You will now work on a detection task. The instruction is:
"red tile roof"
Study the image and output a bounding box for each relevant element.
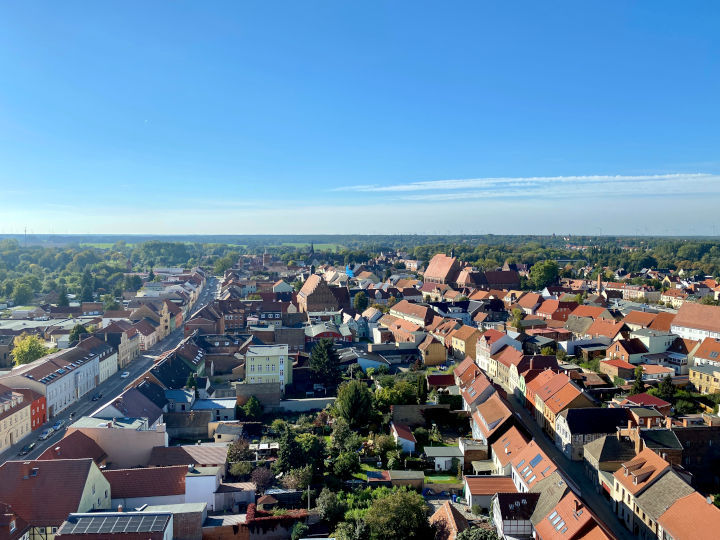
[391,422,416,442]
[534,492,599,540]
[613,448,669,496]
[658,491,720,540]
[464,475,516,496]
[424,254,459,283]
[511,441,557,489]
[694,337,720,361]
[623,310,657,327]
[103,465,187,498]
[37,431,107,464]
[586,318,625,339]
[621,392,670,409]
[648,311,675,332]
[472,394,512,439]
[490,426,529,468]
[672,302,720,334]
[0,458,96,526]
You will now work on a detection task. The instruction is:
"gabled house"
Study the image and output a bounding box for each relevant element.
[460,370,495,412]
[490,426,529,476]
[0,459,111,537]
[450,325,481,360]
[476,329,521,373]
[491,492,540,540]
[612,448,671,534]
[510,441,557,492]
[390,422,416,454]
[536,300,579,322]
[470,393,513,445]
[463,476,516,511]
[554,407,628,460]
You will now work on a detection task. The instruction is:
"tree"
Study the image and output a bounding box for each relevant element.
[277,428,304,472]
[69,324,89,343]
[227,439,253,462]
[243,396,263,419]
[230,461,253,478]
[457,527,499,540]
[540,346,555,356]
[335,380,373,430]
[333,451,360,480]
[251,467,275,493]
[630,366,645,395]
[529,260,559,290]
[11,333,53,365]
[317,488,347,526]
[658,374,675,402]
[57,286,69,307]
[291,522,309,540]
[364,489,434,540]
[309,339,342,387]
[297,432,326,473]
[282,465,313,490]
[330,418,364,455]
[353,291,369,312]
[101,293,120,311]
[11,282,33,306]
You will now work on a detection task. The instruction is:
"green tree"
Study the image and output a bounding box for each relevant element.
[229,461,253,478]
[69,324,89,343]
[282,464,313,490]
[227,438,253,462]
[309,339,342,387]
[276,428,304,473]
[101,293,120,311]
[12,282,33,305]
[333,451,360,480]
[335,380,373,429]
[317,488,347,527]
[11,333,54,365]
[457,527,499,540]
[364,489,433,540]
[529,260,559,290]
[353,291,369,312]
[243,396,263,419]
[630,366,645,395]
[57,286,69,307]
[657,374,675,402]
[297,432,326,473]
[291,522,309,540]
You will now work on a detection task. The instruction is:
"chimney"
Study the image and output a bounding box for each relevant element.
[117,504,123,513]
[665,417,673,429]
[574,499,582,513]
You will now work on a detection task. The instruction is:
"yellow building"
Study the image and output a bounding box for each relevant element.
[450,325,481,360]
[0,385,32,454]
[245,344,292,392]
[418,335,446,366]
[689,364,720,394]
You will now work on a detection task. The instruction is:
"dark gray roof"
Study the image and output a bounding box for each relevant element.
[495,492,541,520]
[559,407,628,435]
[529,471,568,525]
[636,470,694,520]
[135,379,169,410]
[640,429,683,451]
[424,446,463,458]
[583,435,636,464]
[564,317,594,334]
[94,387,163,425]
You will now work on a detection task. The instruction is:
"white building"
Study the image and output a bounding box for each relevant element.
[185,466,223,511]
[2,346,100,418]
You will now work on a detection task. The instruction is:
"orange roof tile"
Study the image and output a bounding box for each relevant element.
[490,426,529,467]
[612,448,670,496]
[658,491,720,540]
[464,475,516,496]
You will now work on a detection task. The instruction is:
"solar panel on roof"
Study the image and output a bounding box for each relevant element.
[529,453,543,467]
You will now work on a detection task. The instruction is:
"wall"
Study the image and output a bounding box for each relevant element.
[68,425,168,468]
[236,382,281,408]
[186,474,220,511]
[111,494,185,508]
[78,463,112,512]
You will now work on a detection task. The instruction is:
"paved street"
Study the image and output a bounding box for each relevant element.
[503,394,634,540]
[1,276,218,464]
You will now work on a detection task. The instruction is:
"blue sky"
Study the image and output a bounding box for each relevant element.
[1,2,719,235]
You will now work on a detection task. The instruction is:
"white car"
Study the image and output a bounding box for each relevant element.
[39,428,53,440]
[120,371,130,378]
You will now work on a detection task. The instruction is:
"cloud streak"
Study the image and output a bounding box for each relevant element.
[335,173,716,191]
[333,173,720,201]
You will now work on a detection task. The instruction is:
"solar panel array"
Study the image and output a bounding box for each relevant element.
[62,514,171,535]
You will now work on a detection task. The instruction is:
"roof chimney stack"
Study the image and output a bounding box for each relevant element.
[118,504,123,513]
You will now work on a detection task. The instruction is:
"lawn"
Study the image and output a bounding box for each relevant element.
[353,462,381,481]
[424,472,461,484]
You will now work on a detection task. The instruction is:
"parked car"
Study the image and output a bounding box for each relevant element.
[18,442,36,456]
[53,419,65,431]
[120,371,130,378]
[91,392,103,401]
[39,428,53,440]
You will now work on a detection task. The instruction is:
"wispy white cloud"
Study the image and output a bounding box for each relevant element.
[335,173,720,201]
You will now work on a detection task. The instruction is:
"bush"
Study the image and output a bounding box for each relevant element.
[412,427,429,446]
[471,504,483,515]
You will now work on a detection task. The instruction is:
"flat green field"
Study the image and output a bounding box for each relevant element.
[424,473,461,484]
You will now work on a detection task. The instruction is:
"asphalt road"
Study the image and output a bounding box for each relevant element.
[1,276,219,464]
[503,393,635,540]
